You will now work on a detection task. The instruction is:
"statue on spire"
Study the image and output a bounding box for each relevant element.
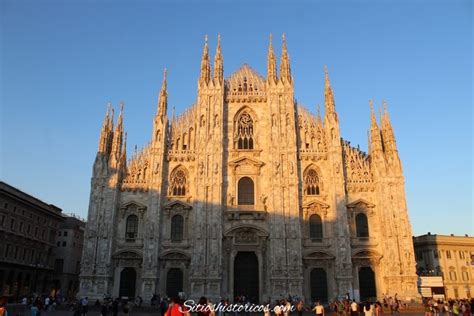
[368,100,383,156]
[157,68,168,120]
[111,103,124,159]
[324,65,338,123]
[279,33,291,84]
[214,34,224,85]
[199,34,211,85]
[267,33,277,84]
[98,103,113,154]
[380,100,397,153]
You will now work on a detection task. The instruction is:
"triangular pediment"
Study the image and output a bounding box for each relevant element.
[120,201,147,210]
[302,199,330,209]
[164,200,192,210]
[347,199,375,209]
[228,156,265,168]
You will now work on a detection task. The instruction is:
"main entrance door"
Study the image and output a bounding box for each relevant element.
[119,267,136,299]
[234,252,259,303]
[359,267,376,301]
[166,268,183,298]
[310,268,328,302]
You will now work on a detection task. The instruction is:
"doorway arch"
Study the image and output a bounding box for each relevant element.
[166,268,183,298]
[119,267,136,299]
[234,252,259,302]
[310,268,328,302]
[359,267,376,301]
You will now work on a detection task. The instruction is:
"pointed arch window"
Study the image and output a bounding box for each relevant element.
[355,213,369,238]
[235,111,254,149]
[304,169,320,195]
[237,177,254,205]
[170,168,187,196]
[171,215,184,242]
[309,214,323,241]
[125,215,138,240]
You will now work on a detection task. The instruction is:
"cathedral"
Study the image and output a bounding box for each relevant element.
[79,34,420,303]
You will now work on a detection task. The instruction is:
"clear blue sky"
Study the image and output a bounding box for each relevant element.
[1,0,472,235]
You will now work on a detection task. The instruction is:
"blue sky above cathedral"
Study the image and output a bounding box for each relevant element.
[1,0,472,235]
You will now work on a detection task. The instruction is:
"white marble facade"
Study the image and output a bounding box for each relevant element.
[79,35,419,303]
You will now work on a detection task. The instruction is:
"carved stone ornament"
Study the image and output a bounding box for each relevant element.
[234,228,258,244]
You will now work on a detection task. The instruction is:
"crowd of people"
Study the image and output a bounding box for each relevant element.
[1,293,474,316]
[423,299,473,316]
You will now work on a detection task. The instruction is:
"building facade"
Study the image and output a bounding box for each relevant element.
[53,215,85,301]
[414,233,474,299]
[79,35,419,303]
[0,181,64,299]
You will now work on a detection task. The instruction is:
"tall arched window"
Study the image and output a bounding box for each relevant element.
[170,168,187,196]
[238,177,254,205]
[304,169,320,195]
[309,214,323,241]
[171,215,184,242]
[355,213,369,238]
[125,215,138,239]
[235,111,254,149]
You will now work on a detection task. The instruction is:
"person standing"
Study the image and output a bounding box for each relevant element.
[160,298,168,316]
[364,302,373,316]
[165,297,190,316]
[123,300,130,316]
[313,301,325,316]
[0,298,8,316]
[111,300,118,316]
[100,301,108,316]
[375,302,384,316]
[350,300,358,316]
[81,297,89,316]
[296,300,305,316]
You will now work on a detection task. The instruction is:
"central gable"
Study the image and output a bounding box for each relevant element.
[225,64,266,102]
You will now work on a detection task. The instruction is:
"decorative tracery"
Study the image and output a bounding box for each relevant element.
[304,169,320,195]
[170,167,187,196]
[235,111,254,150]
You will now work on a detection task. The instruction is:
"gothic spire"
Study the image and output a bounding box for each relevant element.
[267,33,277,84]
[98,103,112,153]
[111,103,124,157]
[324,65,338,122]
[380,100,397,152]
[213,34,224,85]
[368,100,383,155]
[121,132,127,164]
[199,34,211,85]
[157,68,168,119]
[279,33,292,84]
[316,104,322,126]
